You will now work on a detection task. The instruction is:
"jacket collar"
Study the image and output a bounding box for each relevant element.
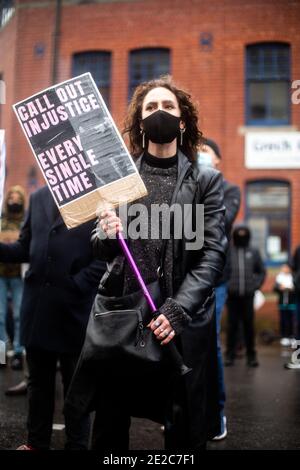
[177,149,192,175]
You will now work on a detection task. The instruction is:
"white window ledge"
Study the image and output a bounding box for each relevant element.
[238,125,298,135]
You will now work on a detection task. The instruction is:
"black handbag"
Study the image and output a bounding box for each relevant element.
[81,280,166,366]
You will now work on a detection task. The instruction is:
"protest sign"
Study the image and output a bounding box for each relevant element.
[13,73,147,228]
[0,130,6,220]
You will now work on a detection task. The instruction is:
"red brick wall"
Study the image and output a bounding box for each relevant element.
[0,13,18,191]
[0,1,56,194]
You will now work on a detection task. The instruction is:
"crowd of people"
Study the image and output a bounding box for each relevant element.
[1,75,300,450]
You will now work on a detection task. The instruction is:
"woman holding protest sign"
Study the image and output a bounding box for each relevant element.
[65,76,227,450]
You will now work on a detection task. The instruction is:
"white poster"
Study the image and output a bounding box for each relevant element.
[245,132,300,169]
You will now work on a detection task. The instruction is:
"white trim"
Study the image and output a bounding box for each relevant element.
[238,125,298,135]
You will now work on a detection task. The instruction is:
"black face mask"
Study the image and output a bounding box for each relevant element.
[7,203,23,214]
[142,110,181,144]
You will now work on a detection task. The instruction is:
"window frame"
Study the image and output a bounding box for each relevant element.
[72,50,112,107]
[128,47,171,100]
[245,43,291,126]
[245,179,291,266]
[0,0,15,29]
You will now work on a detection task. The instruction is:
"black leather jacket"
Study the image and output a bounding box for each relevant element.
[92,150,228,321]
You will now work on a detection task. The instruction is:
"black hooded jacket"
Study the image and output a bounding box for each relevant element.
[228,224,266,297]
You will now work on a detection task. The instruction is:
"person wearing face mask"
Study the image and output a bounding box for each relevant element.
[0,185,26,370]
[197,139,241,441]
[65,76,228,451]
[225,224,266,367]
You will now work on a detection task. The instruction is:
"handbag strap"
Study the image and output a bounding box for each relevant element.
[157,229,169,280]
[157,159,193,279]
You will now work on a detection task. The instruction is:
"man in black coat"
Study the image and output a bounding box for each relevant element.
[225,224,266,367]
[0,186,105,450]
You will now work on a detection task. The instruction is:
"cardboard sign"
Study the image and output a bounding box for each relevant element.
[13,73,147,228]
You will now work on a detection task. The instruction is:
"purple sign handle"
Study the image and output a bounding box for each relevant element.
[117,231,157,312]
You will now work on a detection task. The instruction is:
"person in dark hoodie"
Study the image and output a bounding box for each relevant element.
[225,224,266,367]
[0,185,26,370]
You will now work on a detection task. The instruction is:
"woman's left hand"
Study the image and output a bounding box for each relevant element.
[148,314,176,345]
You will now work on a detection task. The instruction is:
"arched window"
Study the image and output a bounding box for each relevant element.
[72,51,111,107]
[246,43,290,125]
[246,180,290,264]
[129,48,170,99]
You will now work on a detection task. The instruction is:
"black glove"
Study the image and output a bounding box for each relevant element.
[159,298,191,335]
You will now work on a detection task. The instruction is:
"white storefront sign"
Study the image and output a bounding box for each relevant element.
[245,132,300,169]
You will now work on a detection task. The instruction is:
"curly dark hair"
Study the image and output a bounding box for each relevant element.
[122,75,203,161]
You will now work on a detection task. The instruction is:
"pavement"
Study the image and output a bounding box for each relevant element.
[0,343,300,450]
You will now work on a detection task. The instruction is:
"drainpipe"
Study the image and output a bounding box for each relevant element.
[52,0,62,85]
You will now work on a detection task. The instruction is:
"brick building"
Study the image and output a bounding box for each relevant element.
[0,0,300,296]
